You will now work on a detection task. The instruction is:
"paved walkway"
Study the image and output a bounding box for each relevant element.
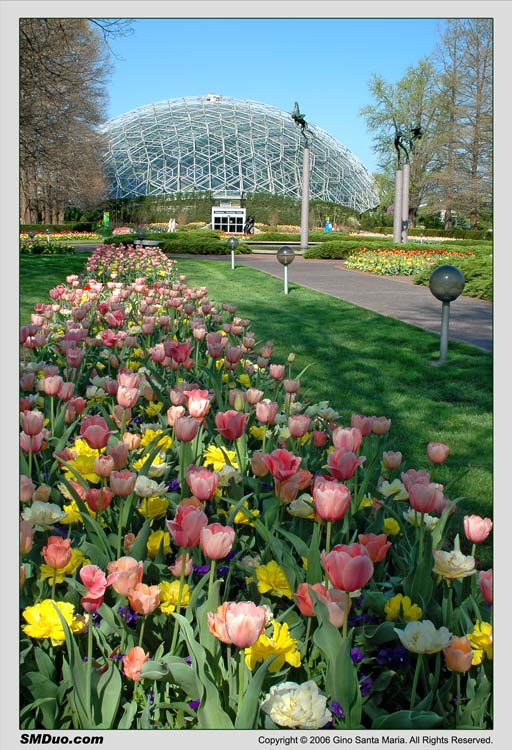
[75,245,492,353]
[188,253,493,354]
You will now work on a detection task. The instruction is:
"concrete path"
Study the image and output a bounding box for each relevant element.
[189,254,493,354]
[75,245,492,353]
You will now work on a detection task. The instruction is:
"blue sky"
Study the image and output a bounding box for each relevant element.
[104,17,445,174]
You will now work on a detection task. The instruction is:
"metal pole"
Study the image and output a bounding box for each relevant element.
[401,163,410,243]
[439,301,450,363]
[393,170,403,244]
[231,250,235,270]
[300,146,310,251]
[284,265,289,295]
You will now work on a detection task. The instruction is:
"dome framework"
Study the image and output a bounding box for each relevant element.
[101,94,378,213]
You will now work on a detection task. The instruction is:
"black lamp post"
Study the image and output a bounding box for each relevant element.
[137,227,146,242]
[429,265,465,363]
[227,236,239,270]
[45,227,51,244]
[28,229,35,241]
[277,245,295,295]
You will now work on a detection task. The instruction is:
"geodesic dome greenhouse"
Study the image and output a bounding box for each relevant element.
[100,94,379,213]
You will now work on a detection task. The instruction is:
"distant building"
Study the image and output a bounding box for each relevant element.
[101,94,378,213]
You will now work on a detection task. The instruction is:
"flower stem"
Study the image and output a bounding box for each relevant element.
[85,616,94,725]
[51,571,56,600]
[116,497,124,558]
[208,558,217,600]
[138,617,146,648]
[410,653,423,710]
[456,673,462,726]
[342,591,350,640]
[325,521,332,555]
[170,552,187,654]
[236,652,247,722]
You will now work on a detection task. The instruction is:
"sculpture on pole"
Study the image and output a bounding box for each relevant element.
[392,120,423,242]
[291,102,312,251]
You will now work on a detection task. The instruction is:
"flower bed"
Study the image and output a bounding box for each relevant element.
[344,248,473,277]
[19,245,492,731]
[20,231,102,242]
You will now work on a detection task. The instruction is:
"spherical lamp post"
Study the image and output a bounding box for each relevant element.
[429,265,465,363]
[28,229,35,242]
[45,227,51,244]
[227,236,239,270]
[136,227,146,245]
[277,245,295,295]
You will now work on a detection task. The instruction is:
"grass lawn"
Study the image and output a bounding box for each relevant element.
[19,253,493,564]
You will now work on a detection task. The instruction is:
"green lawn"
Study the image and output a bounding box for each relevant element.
[19,253,493,564]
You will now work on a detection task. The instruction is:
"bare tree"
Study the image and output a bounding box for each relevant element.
[19,19,112,223]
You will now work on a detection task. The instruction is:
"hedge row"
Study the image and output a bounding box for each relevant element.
[105,233,251,255]
[20,241,77,255]
[370,226,491,240]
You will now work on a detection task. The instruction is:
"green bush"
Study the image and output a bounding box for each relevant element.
[370,226,490,240]
[20,240,76,255]
[413,253,493,301]
[99,231,251,255]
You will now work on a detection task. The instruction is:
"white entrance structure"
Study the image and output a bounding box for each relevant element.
[211,191,246,234]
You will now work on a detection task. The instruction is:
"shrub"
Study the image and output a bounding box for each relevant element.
[413,253,493,301]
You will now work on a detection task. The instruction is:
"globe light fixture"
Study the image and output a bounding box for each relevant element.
[277,245,296,295]
[45,227,51,244]
[227,236,239,270]
[28,229,35,240]
[429,265,465,363]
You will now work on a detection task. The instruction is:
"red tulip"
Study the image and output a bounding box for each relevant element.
[327,449,365,481]
[478,569,492,604]
[261,448,301,481]
[358,533,392,563]
[215,410,249,441]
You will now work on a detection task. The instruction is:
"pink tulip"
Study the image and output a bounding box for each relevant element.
[93,454,114,479]
[351,414,375,437]
[427,442,450,464]
[106,441,129,470]
[215,410,249,441]
[251,452,270,477]
[164,340,193,363]
[312,477,351,522]
[123,646,149,681]
[332,427,363,453]
[79,415,113,450]
[327,449,365,481]
[168,553,193,577]
[261,448,301,481]
[206,332,226,359]
[288,414,311,438]
[382,451,402,470]
[184,389,211,419]
[478,569,492,604]
[20,431,44,453]
[20,520,35,555]
[185,465,219,502]
[174,415,200,442]
[371,416,391,436]
[80,564,108,598]
[200,523,236,560]
[321,544,374,592]
[207,602,233,644]
[117,370,140,389]
[106,556,144,597]
[408,482,439,514]
[283,379,300,394]
[20,410,45,436]
[323,588,352,629]
[57,381,75,402]
[255,400,279,425]
[358,533,392,563]
[43,375,64,396]
[312,430,329,447]
[20,475,35,503]
[294,582,328,617]
[401,469,430,492]
[109,470,137,496]
[463,515,493,544]
[166,503,208,547]
[42,536,72,570]
[224,601,267,648]
[225,345,243,365]
[269,364,285,380]
[246,387,264,405]
[117,385,139,409]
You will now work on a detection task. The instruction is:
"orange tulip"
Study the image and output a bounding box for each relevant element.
[123,646,149,681]
[128,583,161,615]
[443,636,473,673]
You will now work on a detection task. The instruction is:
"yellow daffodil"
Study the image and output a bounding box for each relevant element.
[146,530,172,559]
[256,560,293,599]
[137,496,169,520]
[144,401,164,417]
[140,428,172,452]
[132,453,169,478]
[22,599,87,646]
[468,621,492,665]
[62,439,101,483]
[249,425,266,441]
[39,549,89,584]
[159,580,191,614]
[379,479,409,501]
[384,593,423,623]
[237,373,251,387]
[233,502,260,526]
[382,517,401,536]
[203,444,238,471]
[61,499,100,525]
[245,620,301,672]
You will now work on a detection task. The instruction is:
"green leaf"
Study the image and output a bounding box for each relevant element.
[130,518,152,561]
[25,673,58,728]
[361,620,397,646]
[234,655,277,729]
[96,661,122,729]
[172,613,233,728]
[305,521,323,584]
[34,646,56,682]
[372,710,442,729]
[51,605,91,728]
[403,531,434,607]
[118,700,138,729]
